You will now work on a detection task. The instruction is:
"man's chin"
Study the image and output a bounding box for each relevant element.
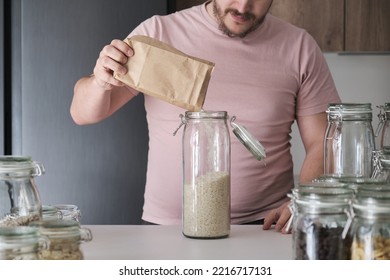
[222,27,251,38]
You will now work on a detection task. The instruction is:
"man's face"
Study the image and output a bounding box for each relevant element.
[210,0,273,38]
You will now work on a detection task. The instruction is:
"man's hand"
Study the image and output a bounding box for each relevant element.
[263,201,292,234]
[93,39,134,90]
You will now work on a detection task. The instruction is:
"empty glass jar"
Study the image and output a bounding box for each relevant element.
[324,103,375,178]
[0,156,44,227]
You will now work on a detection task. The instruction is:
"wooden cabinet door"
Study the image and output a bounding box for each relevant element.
[345,0,390,51]
[270,0,344,52]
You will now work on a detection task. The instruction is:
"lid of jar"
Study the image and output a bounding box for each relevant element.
[327,103,372,113]
[184,110,227,119]
[0,156,44,176]
[29,220,92,242]
[294,187,353,205]
[0,156,33,170]
[353,184,390,214]
[0,226,38,237]
[339,177,387,191]
[355,184,390,197]
[299,180,347,188]
[327,103,373,122]
[0,226,41,248]
[230,116,266,161]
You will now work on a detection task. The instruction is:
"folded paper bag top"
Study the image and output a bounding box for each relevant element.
[114,35,215,112]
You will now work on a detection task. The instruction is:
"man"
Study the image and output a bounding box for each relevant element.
[70,0,340,233]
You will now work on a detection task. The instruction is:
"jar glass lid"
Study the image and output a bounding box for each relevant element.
[230,116,266,161]
[0,156,44,176]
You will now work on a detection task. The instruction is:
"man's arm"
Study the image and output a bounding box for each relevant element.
[296,112,328,183]
[70,39,136,125]
[263,112,328,233]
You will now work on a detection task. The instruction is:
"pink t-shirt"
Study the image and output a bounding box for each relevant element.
[128,4,341,224]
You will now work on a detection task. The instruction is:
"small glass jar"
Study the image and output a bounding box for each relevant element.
[0,156,44,227]
[0,226,49,260]
[182,111,231,239]
[291,186,354,260]
[324,103,376,177]
[30,220,92,260]
[349,185,390,259]
[53,204,81,222]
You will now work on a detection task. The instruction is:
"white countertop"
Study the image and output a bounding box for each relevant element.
[81,225,292,260]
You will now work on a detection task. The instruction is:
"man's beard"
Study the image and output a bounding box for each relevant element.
[212,0,266,38]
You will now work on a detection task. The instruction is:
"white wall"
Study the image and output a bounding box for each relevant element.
[291,54,390,178]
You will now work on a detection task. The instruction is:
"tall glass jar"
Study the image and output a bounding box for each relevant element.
[324,103,375,177]
[376,103,390,149]
[0,226,48,260]
[182,111,230,239]
[291,186,354,260]
[30,220,92,260]
[349,185,390,259]
[0,156,44,227]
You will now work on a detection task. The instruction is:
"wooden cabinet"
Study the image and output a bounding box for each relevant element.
[270,0,344,52]
[270,0,390,52]
[174,0,390,52]
[345,0,390,52]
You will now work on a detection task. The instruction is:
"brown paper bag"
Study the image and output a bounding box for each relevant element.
[114,35,215,111]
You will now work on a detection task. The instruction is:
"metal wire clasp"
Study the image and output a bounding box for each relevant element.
[375,105,386,137]
[173,114,187,136]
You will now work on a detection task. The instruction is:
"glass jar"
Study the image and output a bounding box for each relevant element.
[182,111,231,239]
[349,185,390,259]
[376,103,390,149]
[53,204,81,222]
[371,147,390,183]
[0,226,48,260]
[0,156,44,227]
[324,103,376,178]
[30,220,92,260]
[291,186,354,260]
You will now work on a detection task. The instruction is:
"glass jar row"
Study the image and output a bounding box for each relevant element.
[0,220,92,260]
[290,180,390,260]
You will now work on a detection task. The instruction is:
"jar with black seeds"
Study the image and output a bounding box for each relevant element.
[291,186,354,260]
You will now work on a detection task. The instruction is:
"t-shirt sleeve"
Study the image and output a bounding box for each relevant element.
[295,32,341,116]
